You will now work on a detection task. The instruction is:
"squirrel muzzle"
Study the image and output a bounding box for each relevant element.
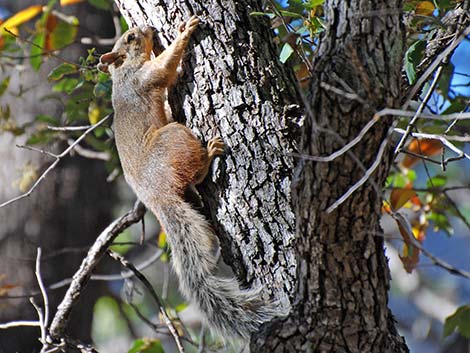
[98,51,126,73]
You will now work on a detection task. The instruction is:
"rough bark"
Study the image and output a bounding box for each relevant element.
[263,1,408,352]
[114,0,301,306]
[114,1,410,352]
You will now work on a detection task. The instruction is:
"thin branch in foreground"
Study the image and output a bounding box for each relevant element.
[404,24,470,107]
[0,115,111,209]
[107,250,186,353]
[391,213,470,279]
[292,108,470,164]
[326,137,389,213]
[35,248,49,348]
[47,201,146,340]
[394,64,443,155]
[0,320,41,329]
[394,128,470,162]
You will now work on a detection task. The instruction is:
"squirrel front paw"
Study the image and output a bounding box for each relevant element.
[207,137,225,159]
[179,15,199,39]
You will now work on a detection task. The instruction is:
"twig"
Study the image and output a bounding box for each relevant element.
[292,108,470,163]
[1,248,162,300]
[394,128,470,161]
[326,137,389,213]
[3,28,82,68]
[404,24,470,107]
[392,213,470,279]
[0,115,111,209]
[48,201,146,339]
[35,248,49,348]
[47,125,92,131]
[108,250,186,353]
[29,298,46,345]
[394,65,443,155]
[0,320,41,329]
[66,139,111,161]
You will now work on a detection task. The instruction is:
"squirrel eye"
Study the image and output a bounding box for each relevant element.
[126,33,136,43]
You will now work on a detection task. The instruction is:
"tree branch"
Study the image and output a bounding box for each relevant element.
[47,200,146,340]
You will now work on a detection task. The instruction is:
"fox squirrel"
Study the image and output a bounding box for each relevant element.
[98,16,278,338]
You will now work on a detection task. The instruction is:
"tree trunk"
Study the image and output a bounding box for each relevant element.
[114,1,410,352]
[115,0,301,306]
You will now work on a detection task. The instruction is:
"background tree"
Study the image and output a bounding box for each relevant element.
[0,0,469,352]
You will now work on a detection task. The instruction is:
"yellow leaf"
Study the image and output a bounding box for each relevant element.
[60,0,85,5]
[158,231,167,248]
[13,163,38,193]
[390,188,417,211]
[416,1,435,16]
[0,5,43,34]
[88,103,101,124]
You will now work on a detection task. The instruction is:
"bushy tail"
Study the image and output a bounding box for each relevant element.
[153,198,279,338]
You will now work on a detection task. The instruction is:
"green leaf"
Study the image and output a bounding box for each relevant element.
[109,230,132,255]
[0,77,10,96]
[426,175,446,188]
[175,303,188,313]
[279,10,304,18]
[35,115,58,125]
[279,43,294,63]
[444,305,470,338]
[404,40,426,84]
[53,78,80,94]
[92,297,129,342]
[30,33,45,71]
[48,63,78,81]
[93,81,112,98]
[306,0,325,8]
[427,211,453,236]
[26,130,54,145]
[47,15,79,50]
[119,15,129,33]
[128,339,164,353]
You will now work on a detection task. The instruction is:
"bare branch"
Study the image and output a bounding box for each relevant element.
[404,24,470,106]
[394,128,470,162]
[108,250,186,353]
[48,200,146,339]
[47,125,92,131]
[0,320,41,329]
[392,213,470,279]
[293,108,470,163]
[0,115,111,209]
[326,137,389,213]
[394,65,443,154]
[66,139,111,161]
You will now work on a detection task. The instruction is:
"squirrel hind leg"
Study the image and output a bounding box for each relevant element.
[193,137,225,185]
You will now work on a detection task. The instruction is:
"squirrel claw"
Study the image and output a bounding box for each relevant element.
[208,137,225,158]
[179,15,199,37]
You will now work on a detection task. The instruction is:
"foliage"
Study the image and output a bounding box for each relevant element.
[1,0,469,350]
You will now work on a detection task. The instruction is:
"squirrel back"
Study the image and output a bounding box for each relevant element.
[98,16,281,339]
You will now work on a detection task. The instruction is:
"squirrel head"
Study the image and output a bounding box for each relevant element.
[98,26,157,74]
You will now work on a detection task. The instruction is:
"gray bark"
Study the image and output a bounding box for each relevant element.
[114,1,410,352]
[114,0,301,305]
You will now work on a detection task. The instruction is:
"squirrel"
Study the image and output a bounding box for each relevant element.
[97,16,279,339]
